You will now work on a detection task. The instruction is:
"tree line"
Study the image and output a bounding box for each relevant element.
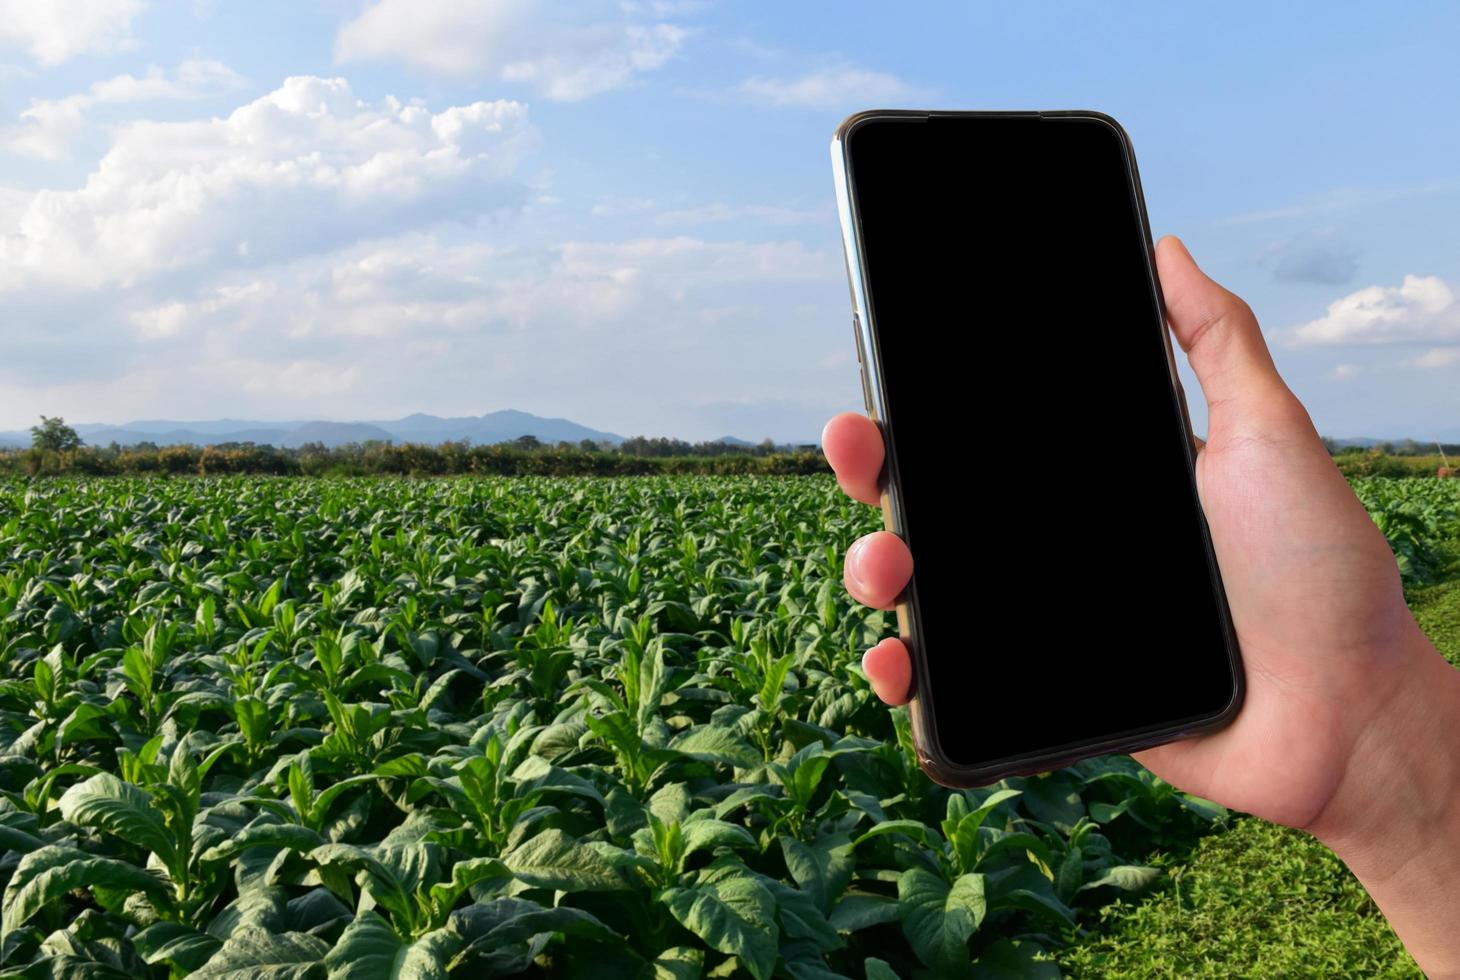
[6,417,828,477]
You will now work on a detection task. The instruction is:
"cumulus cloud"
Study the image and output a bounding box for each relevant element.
[336,0,689,100]
[0,68,845,440]
[1258,231,1359,285]
[0,0,143,65]
[0,76,535,290]
[1,60,245,161]
[737,67,918,109]
[1289,275,1460,347]
[0,230,840,429]
[121,233,836,342]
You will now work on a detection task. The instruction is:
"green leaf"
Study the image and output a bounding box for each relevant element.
[682,818,756,862]
[200,823,326,864]
[649,782,692,825]
[668,726,759,769]
[509,755,605,805]
[0,824,46,854]
[1018,773,1085,832]
[763,879,841,954]
[970,938,1060,979]
[132,922,223,972]
[651,946,705,980]
[828,893,900,933]
[951,789,1023,864]
[779,835,853,913]
[783,749,832,809]
[1087,799,1130,825]
[57,774,177,871]
[426,857,511,919]
[1178,793,1229,823]
[192,925,328,980]
[308,844,428,925]
[208,888,288,942]
[853,820,938,850]
[1055,846,1083,904]
[986,864,1075,925]
[778,935,852,980]
[1,952,136,978]
[450,897,619,947]
[1078,864,1161,893]
[864,958,902,980]
[2,845,170,942]
[662,876,779,980]
[322,909,462,980]
[235,696,272,746]
[503,828,624,892]
[757,653,794,714]
[897,869,985,973]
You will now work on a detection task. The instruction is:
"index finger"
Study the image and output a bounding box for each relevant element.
[822,412,884,506]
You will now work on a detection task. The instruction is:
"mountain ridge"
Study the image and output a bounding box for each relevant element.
[0,410,626,450]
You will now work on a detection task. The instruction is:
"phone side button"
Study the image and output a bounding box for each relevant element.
[860,366,873,413]
[852,313,865,364]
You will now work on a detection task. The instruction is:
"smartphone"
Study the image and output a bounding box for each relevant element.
[830,109,1245,788]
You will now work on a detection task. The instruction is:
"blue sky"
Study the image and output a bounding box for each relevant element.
[2,1,1458,442]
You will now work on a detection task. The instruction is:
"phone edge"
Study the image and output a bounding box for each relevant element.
[830,108,1247,789]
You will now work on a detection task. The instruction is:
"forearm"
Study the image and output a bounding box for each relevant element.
[1307,624,1460,978]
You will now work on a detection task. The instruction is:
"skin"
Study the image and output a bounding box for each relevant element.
[825,235,1460,977]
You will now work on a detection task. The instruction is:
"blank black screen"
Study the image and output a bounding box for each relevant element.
[847,114,1239,769]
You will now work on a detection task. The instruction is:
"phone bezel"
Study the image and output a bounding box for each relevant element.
[829,108,1246,788]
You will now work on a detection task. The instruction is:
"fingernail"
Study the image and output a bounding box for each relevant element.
[845,536,871,594]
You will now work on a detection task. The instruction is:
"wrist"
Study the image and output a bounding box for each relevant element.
[1306,623,1460,976]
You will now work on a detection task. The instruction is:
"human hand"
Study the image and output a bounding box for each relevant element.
[823,235,1452,843]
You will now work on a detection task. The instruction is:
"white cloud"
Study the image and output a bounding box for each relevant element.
[738,67,918,109]
[120,233,835,342]
[0,230,839,430]
[1,60,245,161]
[0,185,29,226]
[1329,364,1361,381]
[241,361,362,398]
[1409,348,1460,369]
[502,24,686,101]
[1289,275,1459,347]
[620,1,708,14]
[654,202,828,226]
[0,76,536,290]
[592,195,656,216]
[0,0,142,65]
[336,0,689,100]
[549,235,835,302]
[129,301,189,340]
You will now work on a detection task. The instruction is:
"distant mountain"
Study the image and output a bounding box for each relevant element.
[282,422,396,448]
[714,435,757,447]
[375,410,620,447]
[0,411,625,450]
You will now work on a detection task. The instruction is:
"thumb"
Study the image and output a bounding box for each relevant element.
[1156,236,1290,413]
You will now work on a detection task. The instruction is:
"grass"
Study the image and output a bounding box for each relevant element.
[1054,817,1419,978]
[1052,554,1460,978]
[1407,541,1460,665]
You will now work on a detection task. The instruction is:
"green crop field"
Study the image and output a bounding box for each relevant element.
[0,473,1453,978]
